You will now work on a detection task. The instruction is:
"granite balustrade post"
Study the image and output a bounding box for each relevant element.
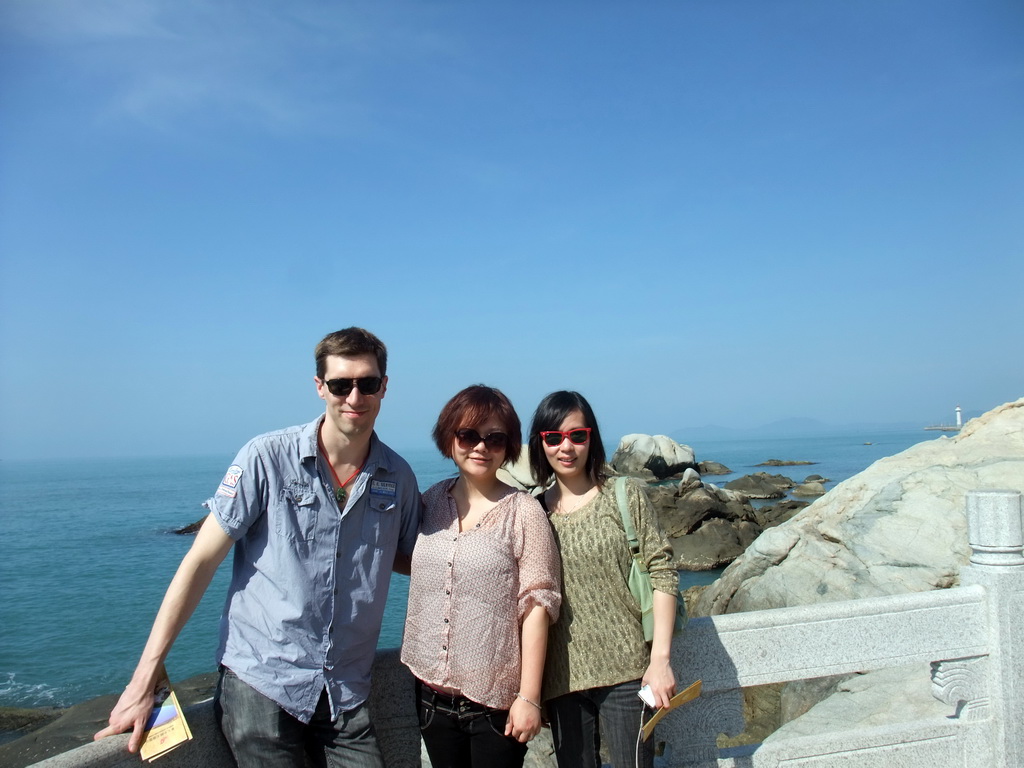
[952,489,1024,766]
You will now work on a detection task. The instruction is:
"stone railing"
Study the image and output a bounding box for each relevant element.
[30,490,1023,768]
[666,488,1024,767]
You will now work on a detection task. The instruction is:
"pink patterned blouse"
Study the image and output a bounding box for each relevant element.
[401,478,561,710]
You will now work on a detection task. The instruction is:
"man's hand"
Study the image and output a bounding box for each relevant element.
[93,515,233,752]
[93,680,158,753]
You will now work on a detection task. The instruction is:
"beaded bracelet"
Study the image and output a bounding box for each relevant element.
[515,692,542,711]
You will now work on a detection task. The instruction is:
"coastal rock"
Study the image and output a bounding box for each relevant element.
[647,482,761,570]
[698,460,732,476]
[766,664,949,742]
[750,499,809,529]
[174,519,204,535]
[496,445,537,491]
[689,398,1024,741]
[678,468,702,490]
[0,708,63,748]
[610,435,696,480]
[756,459,816,467]
[791,481,826,497]
[0,673,219,767]
[694,397,1024,616]
[672,518,763,571]
[723,472,793,499]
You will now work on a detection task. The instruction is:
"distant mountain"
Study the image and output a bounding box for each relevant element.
[670,418,920,442]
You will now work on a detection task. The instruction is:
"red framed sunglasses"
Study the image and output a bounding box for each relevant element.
[540,428,591,447]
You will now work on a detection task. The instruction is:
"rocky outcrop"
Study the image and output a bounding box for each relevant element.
[648,481,761,571]
[791,481,826,497]
[0,674,219,768]
[687,398,1023,744]
[750,499,809,529]
[698,460,732,476]
[723,472,794,499]
[610,435,696,480]
[497,445,537,490]
[766,664,949,743]
[694,397,1024,617]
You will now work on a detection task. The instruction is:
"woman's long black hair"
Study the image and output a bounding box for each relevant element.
[528,390,607,488]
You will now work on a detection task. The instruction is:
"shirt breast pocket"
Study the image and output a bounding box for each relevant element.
[362,493,398,545]
[274,484,319,542]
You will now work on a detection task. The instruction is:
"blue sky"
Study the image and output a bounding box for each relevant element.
[1,1,1021,460]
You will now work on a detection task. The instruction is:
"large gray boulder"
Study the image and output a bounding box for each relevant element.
[694,397,1024,617]
[647,483,761,571]
[611,434,697,480]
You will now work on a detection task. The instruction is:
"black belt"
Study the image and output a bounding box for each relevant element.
[417,680,500,719]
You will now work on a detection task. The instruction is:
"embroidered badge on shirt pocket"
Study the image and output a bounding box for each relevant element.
[362,483,398,545]
[275,482,319,542]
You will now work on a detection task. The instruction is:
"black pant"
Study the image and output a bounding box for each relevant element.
[416,680,528,768]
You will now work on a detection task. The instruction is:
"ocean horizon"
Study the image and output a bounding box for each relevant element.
[0,426,942,710]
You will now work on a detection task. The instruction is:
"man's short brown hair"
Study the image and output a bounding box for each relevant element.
[315,328,388,379]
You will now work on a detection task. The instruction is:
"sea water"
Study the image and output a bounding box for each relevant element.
[0,428,935,709]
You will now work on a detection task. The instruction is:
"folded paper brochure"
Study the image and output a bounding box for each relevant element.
[139,667,193,762]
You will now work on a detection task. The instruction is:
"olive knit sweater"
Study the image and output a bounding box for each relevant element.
[542,476,678,700]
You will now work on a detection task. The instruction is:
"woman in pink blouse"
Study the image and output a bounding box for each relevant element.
[402,385,561,768]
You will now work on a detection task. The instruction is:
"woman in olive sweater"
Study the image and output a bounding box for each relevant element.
[528,391,678,768]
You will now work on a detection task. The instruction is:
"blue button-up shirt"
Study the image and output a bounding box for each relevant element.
[204,416,421,723]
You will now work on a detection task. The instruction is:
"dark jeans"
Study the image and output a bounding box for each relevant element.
[416,679,528,768]
[215,666,384,768]
[546,680,653,768]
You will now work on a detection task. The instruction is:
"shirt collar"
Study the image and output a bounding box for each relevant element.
[300,415,391,474]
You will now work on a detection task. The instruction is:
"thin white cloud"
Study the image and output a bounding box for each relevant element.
[2,0,171,41]
[2,0,458,136]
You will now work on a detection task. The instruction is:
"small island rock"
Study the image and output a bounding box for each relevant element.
[698,460,732,476]
[792,481,827,497]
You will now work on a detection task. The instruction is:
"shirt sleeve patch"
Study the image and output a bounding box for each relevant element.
[216,464,244,498]
[370,480,396,497]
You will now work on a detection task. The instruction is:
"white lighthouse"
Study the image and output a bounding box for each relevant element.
[925,405,964,432]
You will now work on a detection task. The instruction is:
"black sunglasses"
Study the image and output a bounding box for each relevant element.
[540,428,592,447]
[323,377,383,397]
[454,428,509,451]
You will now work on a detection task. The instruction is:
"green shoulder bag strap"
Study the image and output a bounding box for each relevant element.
[615,476,688,640]
[615,476,656,641]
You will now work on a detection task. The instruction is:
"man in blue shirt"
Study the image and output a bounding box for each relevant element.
[96,327,422,767]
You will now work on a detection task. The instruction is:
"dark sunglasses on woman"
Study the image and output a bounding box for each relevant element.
[454,428,509,450]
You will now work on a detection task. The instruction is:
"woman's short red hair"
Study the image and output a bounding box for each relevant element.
[432,385,522,465]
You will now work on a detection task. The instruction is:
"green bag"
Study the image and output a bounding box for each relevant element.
[614,476,687,643]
